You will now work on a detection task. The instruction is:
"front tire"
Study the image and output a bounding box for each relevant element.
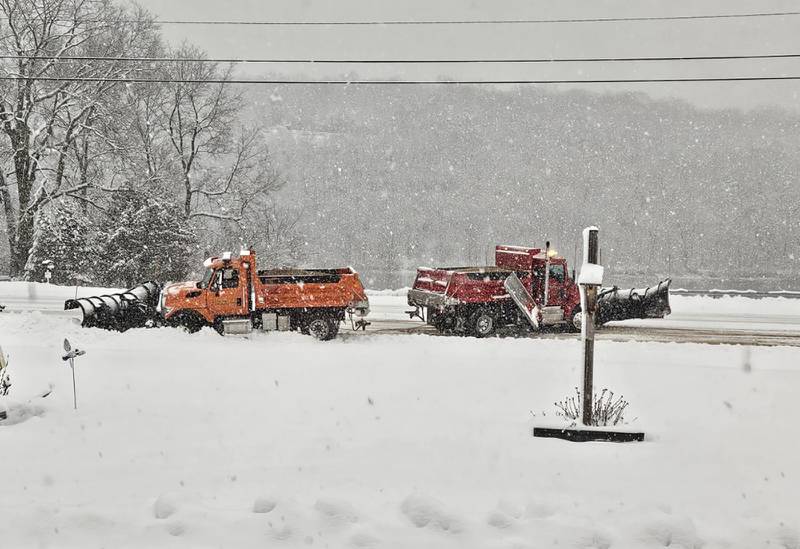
[171,311,206,334]
[567,306,582,333]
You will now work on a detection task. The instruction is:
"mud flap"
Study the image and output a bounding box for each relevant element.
[64,281,162,331]
[596,278,671,325]
[504,273,540,330]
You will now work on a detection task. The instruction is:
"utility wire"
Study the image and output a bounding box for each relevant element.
[3,53,800,64]
[1,76,798,84]
[9,10,799,26]
[116,11,800,25]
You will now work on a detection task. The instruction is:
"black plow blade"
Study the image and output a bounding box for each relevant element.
[596,278,671,325]
[64,281,161,331]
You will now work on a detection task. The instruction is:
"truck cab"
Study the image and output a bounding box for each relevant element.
[160,252,252,328]
[496,245,581,326]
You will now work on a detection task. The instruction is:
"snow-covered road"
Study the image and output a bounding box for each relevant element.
[363,293,800,346]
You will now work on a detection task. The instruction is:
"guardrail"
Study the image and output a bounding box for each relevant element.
[670,289,800,299]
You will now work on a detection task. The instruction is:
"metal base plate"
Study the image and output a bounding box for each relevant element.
[533,426,645,443]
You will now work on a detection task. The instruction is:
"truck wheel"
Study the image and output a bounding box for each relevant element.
[567,306,582,333]
[172,311,206,334]
[306,316,338,341]
[469,310,496,338]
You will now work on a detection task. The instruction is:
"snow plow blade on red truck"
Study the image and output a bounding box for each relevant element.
[66,250,370,340]
[407,244,670,337]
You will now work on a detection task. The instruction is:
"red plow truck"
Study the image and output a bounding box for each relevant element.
[407,244,671,337]
[65,250,370,340]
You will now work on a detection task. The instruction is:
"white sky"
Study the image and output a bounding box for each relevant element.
[132,0,800,112]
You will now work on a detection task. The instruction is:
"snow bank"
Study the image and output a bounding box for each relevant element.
[0,280,122,312]
[670,293,800,317]
[1,311,798,548]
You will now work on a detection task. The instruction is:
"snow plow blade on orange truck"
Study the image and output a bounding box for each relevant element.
[66,250,370,340]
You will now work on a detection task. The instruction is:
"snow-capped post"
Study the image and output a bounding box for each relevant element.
[578,227,602,426]
[62,338,85,410]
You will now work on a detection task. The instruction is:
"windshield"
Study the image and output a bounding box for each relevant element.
[200,268,214,288]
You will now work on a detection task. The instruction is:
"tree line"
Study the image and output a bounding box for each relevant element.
[0,0,300,285]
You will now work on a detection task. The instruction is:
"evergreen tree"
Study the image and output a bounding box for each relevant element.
[95,191,197,287]
[24,202,92,284]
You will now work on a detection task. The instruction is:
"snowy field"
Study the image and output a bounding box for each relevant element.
[1,283,800,548]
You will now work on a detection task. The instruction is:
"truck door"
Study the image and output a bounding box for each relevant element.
[545,263,568,309]
[208,267,248,318]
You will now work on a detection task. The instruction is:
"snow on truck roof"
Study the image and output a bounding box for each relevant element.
[259,269,333,277]
[498,249,532,255]
[497,244,533,251]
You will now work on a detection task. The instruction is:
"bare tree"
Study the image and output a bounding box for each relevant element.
[0,0,159,276]
[158,46,283,223]
[239,200,306,267]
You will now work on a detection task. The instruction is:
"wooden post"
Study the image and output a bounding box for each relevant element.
[69,358,77,410]
[581,228,600,426]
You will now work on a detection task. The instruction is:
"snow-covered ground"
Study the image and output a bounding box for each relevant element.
[1,283,799,547]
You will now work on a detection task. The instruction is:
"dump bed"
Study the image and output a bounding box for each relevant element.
[408,265,513,308]
[254,267,369,311]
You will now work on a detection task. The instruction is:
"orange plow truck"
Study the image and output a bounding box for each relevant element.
[66,249,370,340]
[159,249,370,339]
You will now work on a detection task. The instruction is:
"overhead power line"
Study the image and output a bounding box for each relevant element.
[3,53,800,64]
[14,10,799,26]
[1,76,798,84]
[133,11,800,25]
